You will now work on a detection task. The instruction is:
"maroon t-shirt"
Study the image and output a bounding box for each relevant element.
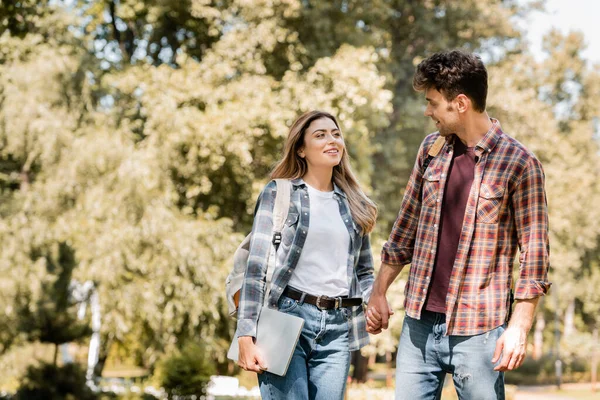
[424,138,476,313]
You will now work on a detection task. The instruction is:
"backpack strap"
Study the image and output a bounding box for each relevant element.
[271,179,292,247]
[422,136,446,173]
[263,179,292,306]
[417,136,446,201]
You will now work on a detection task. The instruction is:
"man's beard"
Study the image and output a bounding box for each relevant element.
[438,123,457,136]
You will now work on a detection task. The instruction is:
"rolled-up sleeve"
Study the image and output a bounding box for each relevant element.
[512,157,551,299]
[381,139,428,267]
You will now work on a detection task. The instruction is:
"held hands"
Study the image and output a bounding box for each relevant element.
[237,336,268,374]
[365,293,394,335]
[492,326,527,371]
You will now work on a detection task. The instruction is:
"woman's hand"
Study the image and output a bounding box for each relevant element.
[237,336,268,373]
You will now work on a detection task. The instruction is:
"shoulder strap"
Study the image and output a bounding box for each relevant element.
[263,179,291,306]
[271,179,291,245]
[422,136,446,173]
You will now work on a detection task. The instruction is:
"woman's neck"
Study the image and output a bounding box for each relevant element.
[302,168,334,192]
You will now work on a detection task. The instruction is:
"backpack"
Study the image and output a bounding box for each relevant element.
[225,179,292,317]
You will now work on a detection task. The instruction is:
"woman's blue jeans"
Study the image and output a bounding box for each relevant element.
[257,294,351,400]
[395,310,506,400]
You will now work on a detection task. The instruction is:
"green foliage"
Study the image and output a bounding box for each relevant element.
[15,362,97,400]
[0,0,599,386]
[154,342,216,399]
[505,355,592,385]
[16,242,91,353]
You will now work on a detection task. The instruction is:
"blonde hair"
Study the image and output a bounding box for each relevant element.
[271,110,378,234]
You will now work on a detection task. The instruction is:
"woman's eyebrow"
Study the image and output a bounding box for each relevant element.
[310,128,340,134]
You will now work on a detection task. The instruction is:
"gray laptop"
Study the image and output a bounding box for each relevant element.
[228,307,304,376]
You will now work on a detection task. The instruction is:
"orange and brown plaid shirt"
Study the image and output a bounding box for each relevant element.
[382,119,551,335]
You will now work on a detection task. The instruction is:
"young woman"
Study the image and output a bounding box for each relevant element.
[236,110,378,400]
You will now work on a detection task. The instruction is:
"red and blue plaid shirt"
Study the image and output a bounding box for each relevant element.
[382,119,551,335]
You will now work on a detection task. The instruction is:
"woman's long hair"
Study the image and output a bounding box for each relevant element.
[271,110,378,234]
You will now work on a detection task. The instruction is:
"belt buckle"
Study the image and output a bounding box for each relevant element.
[315,295,326,310]
[335,297,342,309]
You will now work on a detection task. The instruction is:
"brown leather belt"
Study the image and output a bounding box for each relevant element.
[283,286,363,310]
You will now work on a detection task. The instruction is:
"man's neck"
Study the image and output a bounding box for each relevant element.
[455,112,493,147]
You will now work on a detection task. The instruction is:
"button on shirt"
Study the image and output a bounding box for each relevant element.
[424,140,476,314]
[381,119,551,336]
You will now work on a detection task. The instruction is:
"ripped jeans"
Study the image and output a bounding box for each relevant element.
[395,311,505,400]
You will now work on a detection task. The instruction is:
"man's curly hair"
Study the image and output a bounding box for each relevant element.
[413,50,488,112]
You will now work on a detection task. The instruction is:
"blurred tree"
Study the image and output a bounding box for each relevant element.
[15,362,97,400]
[15,242,92,366]
[0,0,599,387]
[486,29,600,363]
[0,0,391,377]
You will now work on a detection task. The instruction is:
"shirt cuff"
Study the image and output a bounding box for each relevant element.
[235,318,257,338]
[362,287,372,304]
[514,279,552,300]
[380,243,408,266]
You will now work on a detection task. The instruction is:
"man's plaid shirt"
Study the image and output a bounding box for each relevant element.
[382,119,551,335]
[236,178,375,351]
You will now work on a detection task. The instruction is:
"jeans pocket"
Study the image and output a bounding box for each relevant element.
[277,296,299,313]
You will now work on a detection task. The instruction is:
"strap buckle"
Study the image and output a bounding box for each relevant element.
[334,297,342,309]
[272,232,282,245]
[315,295,327,310]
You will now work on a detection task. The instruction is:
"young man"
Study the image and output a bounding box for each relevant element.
[367,50,551,399]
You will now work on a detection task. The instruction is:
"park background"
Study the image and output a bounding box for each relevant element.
[0,0,599,399]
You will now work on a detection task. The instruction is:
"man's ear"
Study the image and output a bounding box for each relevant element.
[455,94,470,113]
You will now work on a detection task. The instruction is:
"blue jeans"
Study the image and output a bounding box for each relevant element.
[258,294,351,400]
[395,311,505,400]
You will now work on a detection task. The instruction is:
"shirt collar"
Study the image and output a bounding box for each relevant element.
[474,118,503,154]
[290,178,347,198]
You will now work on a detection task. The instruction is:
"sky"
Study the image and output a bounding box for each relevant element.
[522,0,600,65]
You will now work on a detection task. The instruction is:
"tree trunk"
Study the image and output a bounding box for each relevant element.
[53,343,59,366]
[533,312,545,360]
[592,327,598,392]
[93,334,114,377]
[564,299,575,338]
[351,350,369,383]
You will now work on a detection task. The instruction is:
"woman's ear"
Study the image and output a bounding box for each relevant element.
[297,148,305,158]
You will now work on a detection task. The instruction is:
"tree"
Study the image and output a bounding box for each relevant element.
[16,242,91,365]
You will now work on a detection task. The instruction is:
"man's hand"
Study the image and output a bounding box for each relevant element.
[492,326,527,371]
[491,297,539,371]
[237,336,267,373]
[366,262,402,335]
[366,294,394,334]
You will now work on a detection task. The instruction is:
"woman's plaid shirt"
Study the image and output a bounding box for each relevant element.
[382,119,551,336]
[236,179,375,351]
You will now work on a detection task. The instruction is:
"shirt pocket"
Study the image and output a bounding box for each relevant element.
[422,171,441,208]
[477,183,505,224]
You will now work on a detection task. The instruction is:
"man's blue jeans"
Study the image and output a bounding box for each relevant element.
[258,294,351,400]
[395,310,505,400]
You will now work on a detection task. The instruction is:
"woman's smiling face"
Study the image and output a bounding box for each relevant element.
[298,117,345,169]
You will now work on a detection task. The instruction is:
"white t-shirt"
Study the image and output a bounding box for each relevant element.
[287,183,350,297]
